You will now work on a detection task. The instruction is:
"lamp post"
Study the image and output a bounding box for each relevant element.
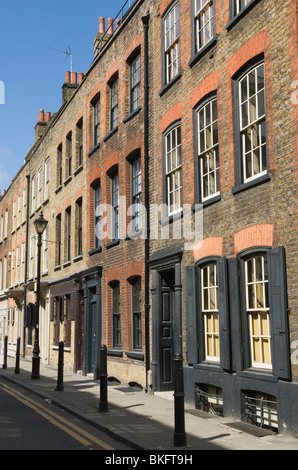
[31,212,48,379]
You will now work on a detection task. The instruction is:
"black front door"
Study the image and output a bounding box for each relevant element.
[86,287,99,375]
[90,299,98,373]
[159,270,175,391]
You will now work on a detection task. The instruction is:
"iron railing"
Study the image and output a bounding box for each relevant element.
[244,395,278,431]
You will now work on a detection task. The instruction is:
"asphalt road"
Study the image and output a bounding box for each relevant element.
[0,377,133,451]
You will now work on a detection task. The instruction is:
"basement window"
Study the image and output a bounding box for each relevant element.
[195,384,223,416]
[242,391,278,432]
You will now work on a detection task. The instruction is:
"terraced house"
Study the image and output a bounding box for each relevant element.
[0,0,297,437]
[149,0,298,436]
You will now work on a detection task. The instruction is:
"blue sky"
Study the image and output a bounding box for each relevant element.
[0,0,127,190]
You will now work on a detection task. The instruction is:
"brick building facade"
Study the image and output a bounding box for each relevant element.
[0,0,297,436]
[149,0,298,435]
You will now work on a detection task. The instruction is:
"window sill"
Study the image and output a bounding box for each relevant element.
[63,175,72,186]
[88,246,102,256]
[103,126,118,143]
[53,265,61,272]
[62,261,71,268]
[73,164,83,176]
[189,37,217,68]
[193,362,222,373]
[226,0,262,30]
[123,106,142,124]
[88,143,100,157]
[55,185,62,194]
[159,72,182,97]
[105,239,120,249]
[232,173,271,195]
[73,254,83,263]
[237,368,277,383]
[126,229,143,240]
[125,351,144,360]
[107,349,123,357]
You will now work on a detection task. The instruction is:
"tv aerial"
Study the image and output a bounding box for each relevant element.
[48,46,73,73]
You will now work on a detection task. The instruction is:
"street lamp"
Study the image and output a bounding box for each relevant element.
[31,212,48,379]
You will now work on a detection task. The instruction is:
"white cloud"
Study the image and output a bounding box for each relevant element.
[0,164,10,187]
[0,148,12,188]
[0,147,12,159]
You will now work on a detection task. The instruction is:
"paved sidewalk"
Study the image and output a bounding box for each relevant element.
[1,357,298,451]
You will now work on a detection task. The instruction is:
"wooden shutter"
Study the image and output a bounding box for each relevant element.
[227,258,243,371]
[185,265,198,365]
[268,246,291,380]
[217,257,231,370]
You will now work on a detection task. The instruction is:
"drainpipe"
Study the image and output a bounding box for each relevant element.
[23,174,30,357]
[142,13,150,393]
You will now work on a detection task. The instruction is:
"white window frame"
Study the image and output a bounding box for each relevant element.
[29,234,34,279]
[197,97,219,201]
[164,3,180,84]
[37,167,43,207]
[239,63,267,183]
[131,157,142,233]
[112,173,119,240]
[17,194,22,227]
[31,175,36,213]
[21,242,25,283]
[245,254,272,370]
[0,214,3,241]
[4,209,8,239]
[22,188,27,222]
[12,200,16,231]
[3,256,7,290]
[130,55,141,112]
[43,225,48,273]
[94,183,101,249]
[16,245,20,284]
[44,158,50,200]
[234,0,251,15]
[201,262,220,362]
[194,0,214,53]
[165,125,182,216]
[110,79,119,131]
[11,250,15,286]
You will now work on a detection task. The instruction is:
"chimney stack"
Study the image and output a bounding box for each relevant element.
[93,16,115,57]
[62,71,81,104]
[35,109,49,140]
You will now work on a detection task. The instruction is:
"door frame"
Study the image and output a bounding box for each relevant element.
[150,246,183,392]
[82,266,102,379]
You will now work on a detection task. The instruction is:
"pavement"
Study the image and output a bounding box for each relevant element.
[1,357,298,451]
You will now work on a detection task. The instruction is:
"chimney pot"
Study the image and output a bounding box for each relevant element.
[45,112,51,122]
[38,109,45,121]
[99,17,105,34]
[65,71,71,83]
[79,73,84,84]
[72,72,77,84]
[116,19,121,29]
[107,18,113,34]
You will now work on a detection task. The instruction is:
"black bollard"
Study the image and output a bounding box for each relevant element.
[15,337,20,374]
[99,345,108,412]
[55,341,64,391]
[173,353,187,447]
[2,335,8,369]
